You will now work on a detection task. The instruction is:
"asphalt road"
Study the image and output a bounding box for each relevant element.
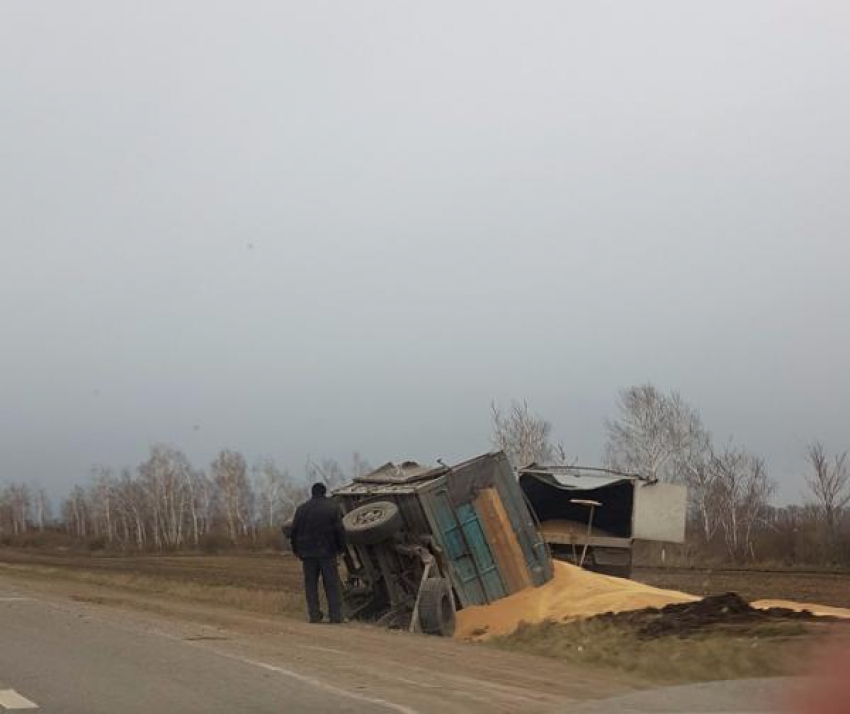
[0,584,395,713]
[0,576,791,714]
[0,576,615,714]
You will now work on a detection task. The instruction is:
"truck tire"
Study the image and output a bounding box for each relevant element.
[343,501,403,545]
[418,577,455,637]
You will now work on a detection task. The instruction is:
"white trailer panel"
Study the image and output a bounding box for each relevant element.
[631,481,687,543]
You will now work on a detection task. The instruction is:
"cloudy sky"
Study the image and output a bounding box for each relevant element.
[1,1,848,502]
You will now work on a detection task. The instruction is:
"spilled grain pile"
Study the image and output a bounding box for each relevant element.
[455,561,697,640]
[455,561,850,641]
[750,599,850,619]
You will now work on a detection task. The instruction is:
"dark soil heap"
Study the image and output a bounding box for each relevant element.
[593,592,834,638]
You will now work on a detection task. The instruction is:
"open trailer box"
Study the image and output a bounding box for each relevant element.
[519,465,687,578]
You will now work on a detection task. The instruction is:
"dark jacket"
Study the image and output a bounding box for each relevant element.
[289,495,346,559]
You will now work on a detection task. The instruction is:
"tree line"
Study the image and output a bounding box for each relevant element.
[0,448,370,552]
[2,383,848,565]
[492,385,850,567]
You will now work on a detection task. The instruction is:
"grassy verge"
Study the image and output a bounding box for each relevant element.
[0,560,306,617]
[489,617,821,684]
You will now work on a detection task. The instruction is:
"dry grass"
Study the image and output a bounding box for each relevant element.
[0,558,306,617]
[489,616,821,684]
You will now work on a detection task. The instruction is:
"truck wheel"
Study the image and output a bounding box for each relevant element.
[418,577,455,637]
[343,501,403,545]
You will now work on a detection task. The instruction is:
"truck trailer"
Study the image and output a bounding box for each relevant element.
[518,465,687,578]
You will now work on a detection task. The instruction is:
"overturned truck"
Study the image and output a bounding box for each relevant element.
[334,451,552,636]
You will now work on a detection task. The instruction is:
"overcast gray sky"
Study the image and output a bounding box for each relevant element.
[1,1,848,503]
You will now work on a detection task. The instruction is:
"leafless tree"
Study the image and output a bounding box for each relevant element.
[805,441,850,554]
[139,445,195,549]
[195,470,217,540]
[605,384,708,482]
[116,467,148,549]
[711,443,775,561]
[254,458,298,528]
[212,449,253,544]
[0,486,16,536]
[682,455,723,545]
[90,466,117,544]
[306,457,346,489]
[184,467,213,548]
[32,485,50,530]
[490,400,555,468]
[5,482,50,534]
[805,441,850,529]
[8,483,31,535]
[63,485,89,539]
[676,424,721,545]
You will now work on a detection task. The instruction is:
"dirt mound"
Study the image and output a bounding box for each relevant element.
[595,592,831,638]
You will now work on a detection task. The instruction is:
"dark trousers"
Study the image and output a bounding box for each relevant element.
[301,557,342,623]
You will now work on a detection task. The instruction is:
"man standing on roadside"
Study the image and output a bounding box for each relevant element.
[289,482,345,624]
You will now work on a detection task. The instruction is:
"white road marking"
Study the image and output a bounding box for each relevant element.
[16,595,416,713]
[0,689,38,709]
[151,622,418,713]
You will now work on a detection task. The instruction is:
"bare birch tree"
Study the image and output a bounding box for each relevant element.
[117,468,147,549]
[490,400,555,468]
[254,458,297,528]
[605,384,707,482]
[4,483,32,535]
[63,485,89,538]
[139,445,193,549]
[7,485,26,534]
[33,485,50,531]
[711,444,775,561]
[183,467,211,548]
[805,441,850,556]
[90,466,116,544]
[676,423,721,544]
[212,449,252,544]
